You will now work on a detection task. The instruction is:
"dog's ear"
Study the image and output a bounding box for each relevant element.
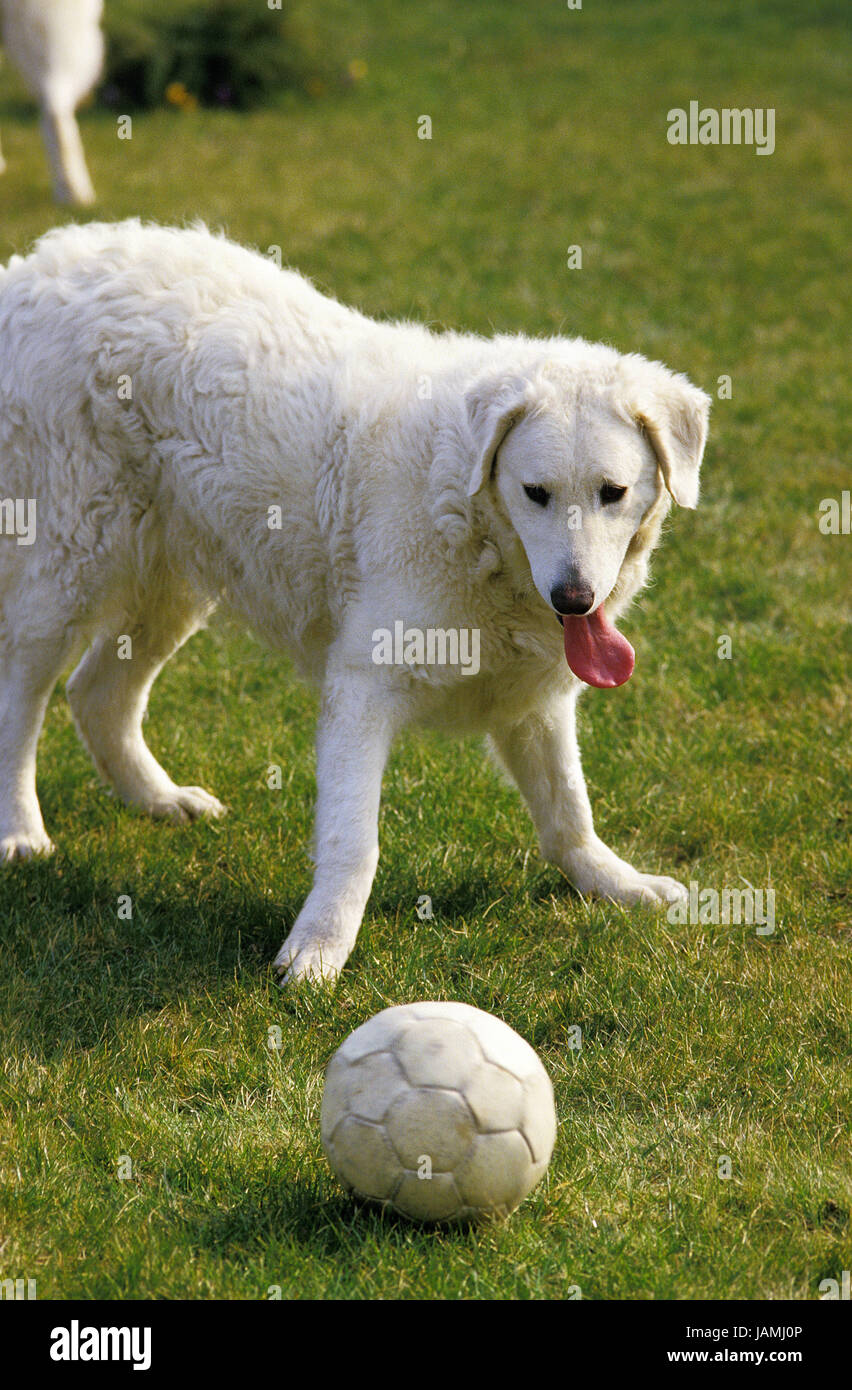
[629,370,711,509]
[465,375,530,497]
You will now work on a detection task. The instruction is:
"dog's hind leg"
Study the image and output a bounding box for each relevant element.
[66,592,226,824]
[0,630,74,861]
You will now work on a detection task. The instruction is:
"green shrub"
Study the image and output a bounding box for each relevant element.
[99,0,332,110]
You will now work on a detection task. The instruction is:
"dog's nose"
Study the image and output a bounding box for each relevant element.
[550,579,594,616]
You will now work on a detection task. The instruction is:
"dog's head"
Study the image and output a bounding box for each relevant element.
[464,352,710,686]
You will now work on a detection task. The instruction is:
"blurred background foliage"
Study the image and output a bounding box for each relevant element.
[98,0,340,110]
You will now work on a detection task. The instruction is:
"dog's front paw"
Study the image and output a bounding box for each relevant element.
[564,840,686,908]
[273,931,349,987]
[623,872,687,907]
[146,786,227,824]
[0,830,55,862]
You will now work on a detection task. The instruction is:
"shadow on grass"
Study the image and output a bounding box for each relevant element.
[188,1173,471,1262]
[0,831,588,1060]
[0,849,299,1055]
[371,862,580,920]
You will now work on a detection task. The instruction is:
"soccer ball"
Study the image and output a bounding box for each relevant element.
[320,1001,557,1223]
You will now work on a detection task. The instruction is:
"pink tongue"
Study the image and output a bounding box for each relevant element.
[562,606,635,688]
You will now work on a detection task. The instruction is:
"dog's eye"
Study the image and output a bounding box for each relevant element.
[523,484,551,507]
[600,482,627,505]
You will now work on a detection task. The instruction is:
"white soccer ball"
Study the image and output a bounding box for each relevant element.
[321,1001,557,1223]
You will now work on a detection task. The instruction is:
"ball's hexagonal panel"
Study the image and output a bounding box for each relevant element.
[520,1069,557,1164]
[405,1002,484,1025]
[385,1087,476,1171]
[455,1130,538,1215]
[320,1055,350,1148]
[328,1116,402,1200]
[336,1008,409,1063]
[525,1157,549,1195]
[463,1061,525,1132]
[466,1010,542,1080]
[392,1171,465,1223]
[321,1051,408,1141]
[393,1018,481,1089]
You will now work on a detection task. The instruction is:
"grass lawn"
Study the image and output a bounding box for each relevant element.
[0,0,849,1300]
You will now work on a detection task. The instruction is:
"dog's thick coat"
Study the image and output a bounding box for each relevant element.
[0,221,710,981]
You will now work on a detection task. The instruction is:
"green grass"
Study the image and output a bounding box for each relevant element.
[0,0,850,1300]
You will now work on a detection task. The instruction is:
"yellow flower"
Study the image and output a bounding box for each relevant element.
[348,59,368,81]
[165,81,197,110]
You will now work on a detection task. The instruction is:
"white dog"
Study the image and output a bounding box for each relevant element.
[0,221,710,983]
[0,0,103,205]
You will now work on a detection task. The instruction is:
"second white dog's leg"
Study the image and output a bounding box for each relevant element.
[491,691,687,907]
[274,676,402,985]
[40,105,95,205]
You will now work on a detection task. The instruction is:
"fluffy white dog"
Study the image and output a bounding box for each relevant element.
[0,221,710,983]
[0,0,103,204]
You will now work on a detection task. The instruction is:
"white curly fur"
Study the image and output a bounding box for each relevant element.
[0,220,710,982]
